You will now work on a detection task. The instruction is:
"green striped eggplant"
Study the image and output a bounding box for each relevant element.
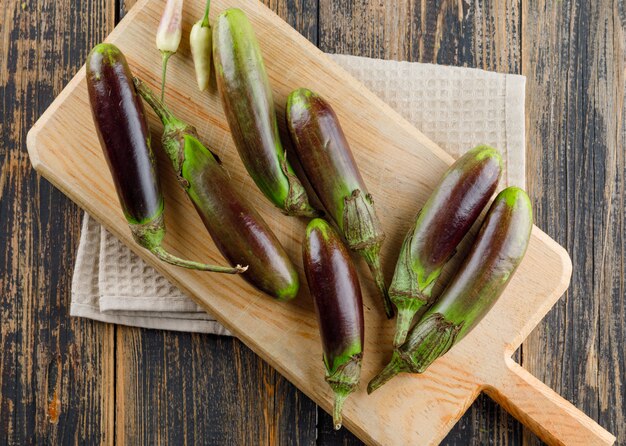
[303,218,364,430]
[368,187,533,393]
[390,145,502,346]
[287,88,393,318]
[213,8,318,217]
[135,78,300,300]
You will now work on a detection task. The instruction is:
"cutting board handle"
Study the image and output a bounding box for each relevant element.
[483,358,615,446]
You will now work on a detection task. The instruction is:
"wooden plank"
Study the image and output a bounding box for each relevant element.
[26,0,599,444]
[317,1,528,444]
[0,0,115,444]
[521,0,626,445]
[113,1,318,445]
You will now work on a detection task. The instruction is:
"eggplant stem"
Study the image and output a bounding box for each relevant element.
[160,51,173,103]
[152,246,247,274]
[332,390,349,430]
[360,245,394,318]
[367,352,406,394]
[393,307,415,347]
[135,77,178,125]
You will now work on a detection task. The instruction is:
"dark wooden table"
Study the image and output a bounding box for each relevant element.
[1,0,624,444]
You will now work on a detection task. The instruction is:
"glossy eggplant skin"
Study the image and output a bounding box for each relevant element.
[135,78,299,300]
[390,145,502,345]
[213,8,317,217]
[184,135,299,299]
[87,43,161,225]
[368,187,533,393]
[420,187,533,341]
[287,88,392,318]
[303,218,363,429]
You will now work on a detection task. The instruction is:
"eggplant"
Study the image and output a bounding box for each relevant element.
[303,218,364,430]
[287,88,392,318]
[368,187,533,393]
[86,43,243,274]
[390,145,502,346]
[213,8,318,217]
[134,78,299,300]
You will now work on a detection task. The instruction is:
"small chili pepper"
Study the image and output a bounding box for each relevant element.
[190,0,212,91]
[135,78,300,300]
[368,187,533,393]
[213,8,319,217]
[303,218,364,430]
[86,43,243,274]
[389,145,502,346]
[287,88,393,318]
[156,0,183,101]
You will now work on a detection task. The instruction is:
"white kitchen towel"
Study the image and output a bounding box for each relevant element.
[70,54,526,335]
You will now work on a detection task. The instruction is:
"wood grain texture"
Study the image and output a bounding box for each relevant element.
[522,0,626,445]
[0,0,115,444]
[317,1,527,444]
[27,0,611,444]
[113,1,318,446]
[2,0,623,444]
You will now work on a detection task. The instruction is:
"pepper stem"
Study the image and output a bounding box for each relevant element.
[332,390,349,430]
[160,51,173,102]
[367,352,407,394]
[360,245,394,319]
[201,0,211,27]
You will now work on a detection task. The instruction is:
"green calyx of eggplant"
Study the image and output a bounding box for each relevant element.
[367,313,462,394]
[325,353,362,430]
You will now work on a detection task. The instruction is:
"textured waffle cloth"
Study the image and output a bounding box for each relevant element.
[71,54,526,335]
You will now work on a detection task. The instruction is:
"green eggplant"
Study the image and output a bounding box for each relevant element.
[134,78,299,300]
[390,145,502,346]
[287,88,393,318]
[368,187,533,393]
[213,8,318,217]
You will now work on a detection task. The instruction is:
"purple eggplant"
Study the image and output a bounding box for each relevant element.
[390,145,502,346]
[134,78,299,300]
[86,43,243,274]
[287,88,392,318]
[303,218,364,430]
[368,187,533,393]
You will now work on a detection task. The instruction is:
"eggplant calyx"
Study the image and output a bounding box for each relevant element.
[325,353,362,430]
[400,313,463,373]
[342,189,384,251]
[279,154,321,218]
[360,244,394,319]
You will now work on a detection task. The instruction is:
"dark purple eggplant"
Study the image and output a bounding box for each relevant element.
[134,78,299,300]
[86,43,243,274]
[303,218,364,430]
[390,145,502,346]
[368,187,533,393]
[287,88,392,318]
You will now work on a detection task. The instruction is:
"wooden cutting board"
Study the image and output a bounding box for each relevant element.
[26,0,615,444]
